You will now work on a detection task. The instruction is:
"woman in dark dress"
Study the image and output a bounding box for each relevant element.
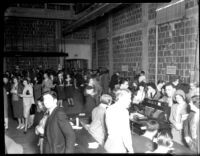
[65,73,75,106]
[33,75,42,106]
[84,85,96,120]
[41,72,54,93]
[55,71,65,107]
[10,76,24,130]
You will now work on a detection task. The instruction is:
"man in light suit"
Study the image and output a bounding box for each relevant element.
[42,91,76,153]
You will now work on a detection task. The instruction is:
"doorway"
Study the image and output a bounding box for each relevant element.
[64,59,88,72]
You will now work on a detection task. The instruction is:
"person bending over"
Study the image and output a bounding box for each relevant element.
[132,120,159,153]
[104,89,134,153]
[86,94,112,145]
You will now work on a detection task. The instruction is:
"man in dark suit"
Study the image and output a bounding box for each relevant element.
[42,91,76,153]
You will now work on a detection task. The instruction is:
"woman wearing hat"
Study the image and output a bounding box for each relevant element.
[169,89,188,145]
[184,95,199,154]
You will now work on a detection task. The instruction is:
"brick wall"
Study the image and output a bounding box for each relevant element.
[148,1,199,83]
[4,17,57,52]
[62,2,198,82]
[5,57,59,71]
[148,3,159,20]
[64,27,90,40]
[92,26,97,69]
[4,16,65,71]
[112,4,142,32]
[112,30,143,78]
[185,0,198,9]
[148,27,156,82]
[97,39,109,68]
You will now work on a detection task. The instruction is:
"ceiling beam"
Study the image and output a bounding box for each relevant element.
[4,7,75,20]
[63,3,123,35]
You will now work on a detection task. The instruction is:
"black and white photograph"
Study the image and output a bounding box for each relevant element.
[3,1,199,154]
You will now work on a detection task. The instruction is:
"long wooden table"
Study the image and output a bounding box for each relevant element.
[67,114,106,153]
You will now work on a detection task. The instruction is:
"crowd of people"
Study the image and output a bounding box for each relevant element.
[3,65,199,154]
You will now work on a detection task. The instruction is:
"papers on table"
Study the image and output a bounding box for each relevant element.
[79,113,86,116]
[69,122,74,126]
[88,142,99,149]
[72,125,83,130]
[132,112,147,119]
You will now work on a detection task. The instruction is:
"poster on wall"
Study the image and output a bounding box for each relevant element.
[166,65,176,75]
[122,65,129,72]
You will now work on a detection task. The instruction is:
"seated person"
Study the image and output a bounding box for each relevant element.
[130,80,139,95]
[157,80,165,94]
[147,130,174,154]
[184,95,199,154]
[132,82,146,104]
[144,82,162,117]
[132,120,159,153]
[146,82,161,100]
[119,78,130,90]
[85,94,112,146]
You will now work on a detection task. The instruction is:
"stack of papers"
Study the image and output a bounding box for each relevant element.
[132,112,146,119]
[72,125,83,130]
[88,142,99,149]
[79,113,86,116]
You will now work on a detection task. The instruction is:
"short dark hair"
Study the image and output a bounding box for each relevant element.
[138,81,146,88]
[43,91,57,99]
[190,95,200,109]
[141,71,145,74]
[165,82,175,89]
[157,80,165,85]
[146,120,159,132]
[147,82,157,91]
[156,130,173,147]
[23,78,30,84]
[119,78,129,85]
[100,94,112,105]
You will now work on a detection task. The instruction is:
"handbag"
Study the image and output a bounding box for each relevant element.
[30,104,36,115]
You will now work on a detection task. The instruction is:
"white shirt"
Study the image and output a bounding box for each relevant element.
[105,103,133,153]
[139,75,146,83]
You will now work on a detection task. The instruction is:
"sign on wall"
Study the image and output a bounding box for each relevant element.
[122,65,129,71]
[166,65,177,75]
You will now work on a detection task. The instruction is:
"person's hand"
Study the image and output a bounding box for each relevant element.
[129,113,134,120]
[181,114,189,121]
[18,94,23,97]
[35,126,39,135]
[37,138,43,146]
[85,124,90,130]
[175,123,182,130]
[185,136,192,144]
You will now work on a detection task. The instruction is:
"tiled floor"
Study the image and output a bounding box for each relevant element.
[5,89,88,154]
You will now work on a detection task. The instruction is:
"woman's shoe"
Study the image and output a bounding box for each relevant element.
[16,125,21,129]
[23,130,27,134]
[20,124,25,129]
[28,124,32,129]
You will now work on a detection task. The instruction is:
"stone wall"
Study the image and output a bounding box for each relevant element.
[148,0,199,83]
[4,17,57,52]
